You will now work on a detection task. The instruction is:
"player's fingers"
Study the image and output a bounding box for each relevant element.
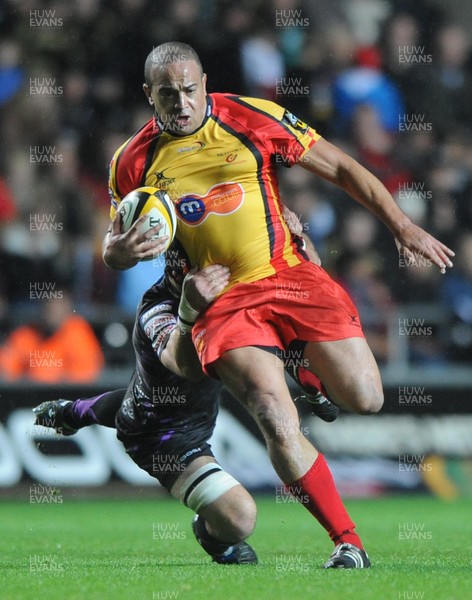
[205,271,230,294]
[127,214,148,235]
[208,272,230,286]
[282,205,303,235]
[146,220,165,239]
[202,265,230,280]
[189,265,230,302]
[202,264,230,275]
[210,280,229,295]
[435,250,453,271]
[138,234,169,248]
[127,215,164,241]
[209,272,231,286]
[135,236,169,259]
[435,244,454,267]
[431,250,451,274]
[196,269,230,300]
[438,241,455,257]
[419,240,452,273]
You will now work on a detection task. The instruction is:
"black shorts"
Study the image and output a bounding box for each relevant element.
[115,376,219,491]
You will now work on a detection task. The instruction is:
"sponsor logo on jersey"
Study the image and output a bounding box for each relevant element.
[151,323,174,353]
[177,141,206,154]
[176,182,244,226]
[214,147,247,167]
[282,110,308,133]
[216,146,244,158]
[141,302,174,325]
[144,315,175,341]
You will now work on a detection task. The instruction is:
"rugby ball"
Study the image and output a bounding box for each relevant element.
[118,187,177,259]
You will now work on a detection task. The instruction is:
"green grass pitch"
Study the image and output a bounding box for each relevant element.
[1,494,471,600]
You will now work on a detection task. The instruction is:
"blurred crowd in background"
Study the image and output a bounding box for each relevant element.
[1,0,472,382]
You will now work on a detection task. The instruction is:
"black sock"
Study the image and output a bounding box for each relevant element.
[193,516,232,555]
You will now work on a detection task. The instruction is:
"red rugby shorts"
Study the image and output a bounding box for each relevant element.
[192,261,364,375]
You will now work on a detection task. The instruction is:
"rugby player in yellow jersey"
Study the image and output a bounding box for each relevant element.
[103,42,454,569]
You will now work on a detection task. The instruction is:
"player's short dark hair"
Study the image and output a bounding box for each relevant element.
[144,42,203,86]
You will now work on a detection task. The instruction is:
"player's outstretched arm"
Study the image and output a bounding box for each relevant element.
[102,212,169,269]
[300,138,454,273]
[160,264,230,380]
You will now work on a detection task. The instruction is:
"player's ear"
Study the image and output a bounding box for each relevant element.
[201,73,207,93]
[143,83,153,106]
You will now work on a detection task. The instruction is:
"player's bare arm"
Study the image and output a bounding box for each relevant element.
[102,211,169,269]
[160,264,230,380]
[300,138,455,273]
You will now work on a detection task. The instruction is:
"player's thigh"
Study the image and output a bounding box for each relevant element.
[214,346,299,424]
[215,347,319,479]
[304,337,383,413]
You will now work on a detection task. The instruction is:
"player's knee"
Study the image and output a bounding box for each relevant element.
[240,499,257,539]
[222,495,257,541]
[199,489,257,543]
[353,389,384,414]
[336,370,384,414]
[178,463,257,541]
[248,390,297,443]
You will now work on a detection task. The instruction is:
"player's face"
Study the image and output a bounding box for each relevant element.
[144,60,207,136]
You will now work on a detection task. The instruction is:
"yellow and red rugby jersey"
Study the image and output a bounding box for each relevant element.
[109,93,320,289]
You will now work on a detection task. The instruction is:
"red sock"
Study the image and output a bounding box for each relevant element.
[297,367,328,397]
[287,453,363,549]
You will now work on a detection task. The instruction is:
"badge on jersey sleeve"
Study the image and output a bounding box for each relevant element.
[282,110,308,133]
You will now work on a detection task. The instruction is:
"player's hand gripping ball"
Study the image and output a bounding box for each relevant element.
[119,187,177,260]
